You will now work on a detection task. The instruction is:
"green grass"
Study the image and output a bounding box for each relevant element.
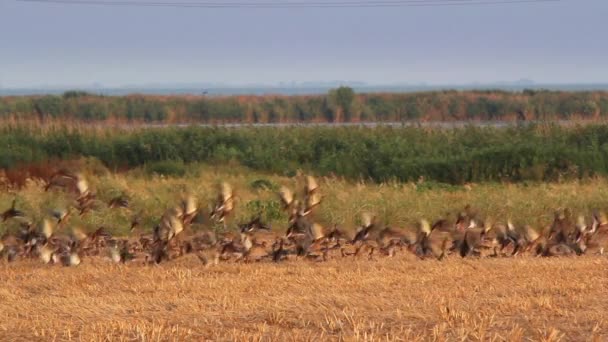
[2,162,608,237]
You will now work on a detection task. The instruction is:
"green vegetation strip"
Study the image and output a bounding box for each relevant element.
[3,124,608,184]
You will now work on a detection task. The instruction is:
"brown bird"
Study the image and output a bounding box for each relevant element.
[1,199,25,222]
[108,195,130,209]
[52,207,72,225]
[417,219,452,260]
[301,176,322,216]
[549,208,575,244]
[44,169,77,192]
[37,244,55,264]
[130,210,144,232]
[57,251,82,266]
[38,218,55,241]
[77,196,98,216]
[210,182,235,225]
[74,173,91,200]
[304,175,319,194]
[109,240,134,264]
[0,234,21,263]
[278,186,295,210]
[351,213,387,258]
[196,247,220,267]
[459,223,493,258]
[301,191,323,217]
[352,212,376,243]
[180,194,198,226]
[504,219,538,256]
[271,237,289,262]
[239,216,271,233]
[454,204,479,233]
[575,210,608,255]
[155,211,184,242]
[218,233,251,262]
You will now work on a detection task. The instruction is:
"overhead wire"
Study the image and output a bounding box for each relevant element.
[15,0,563,9]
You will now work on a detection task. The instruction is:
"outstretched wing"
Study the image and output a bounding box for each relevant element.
[278,186,294,209]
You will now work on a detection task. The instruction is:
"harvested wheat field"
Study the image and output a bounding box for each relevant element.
[1,256,607,341]
[3,161,608,341]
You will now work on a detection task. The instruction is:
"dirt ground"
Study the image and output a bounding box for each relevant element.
[1,255,607,341]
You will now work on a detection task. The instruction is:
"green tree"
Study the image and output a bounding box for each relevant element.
[328,86,355,122]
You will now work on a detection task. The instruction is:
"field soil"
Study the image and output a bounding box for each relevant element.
[1,256,607,341]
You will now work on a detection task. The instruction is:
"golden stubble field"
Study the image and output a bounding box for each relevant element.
[1,256,607,341]
[2,163,608,341]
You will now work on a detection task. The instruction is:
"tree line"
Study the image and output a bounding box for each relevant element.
[1,88,608,123]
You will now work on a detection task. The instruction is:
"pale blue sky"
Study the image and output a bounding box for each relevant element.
[0,0,606,87]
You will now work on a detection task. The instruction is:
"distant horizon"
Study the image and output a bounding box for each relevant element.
[2,80,608,97]
[2,78,606,90]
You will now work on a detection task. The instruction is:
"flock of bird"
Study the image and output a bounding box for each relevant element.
[1,170,607,267]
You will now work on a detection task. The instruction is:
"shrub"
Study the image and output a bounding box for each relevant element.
[143,160,186,177]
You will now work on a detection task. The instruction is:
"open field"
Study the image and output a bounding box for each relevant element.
[2,128,608,341]
[1,256,607,341]
[1,165,608,340]
[5,0,608,340]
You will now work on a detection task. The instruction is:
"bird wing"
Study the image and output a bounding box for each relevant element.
[361,212,373,228]
[169,215,184,237]
[278,186,294,208]
[309,223,325,241]
[75,174,89,197]
[306,192,322,210]
[576,215,587,232]
[40,219,54,239]
[524,225,540,242]
[419,219,431,236]
[39,245,54,264]
[305,176,319,194]
[183,195,198,216]
[72,227,88,242]
[220,182,233,202]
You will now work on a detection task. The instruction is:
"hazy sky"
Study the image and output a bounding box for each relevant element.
[1,0,606,87]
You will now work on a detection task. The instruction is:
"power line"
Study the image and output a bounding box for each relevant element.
[16,0,563,9]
